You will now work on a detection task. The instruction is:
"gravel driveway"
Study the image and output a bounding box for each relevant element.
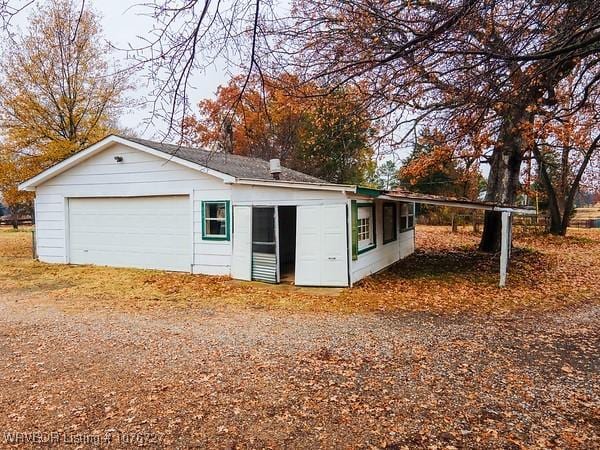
[0,293,598,449]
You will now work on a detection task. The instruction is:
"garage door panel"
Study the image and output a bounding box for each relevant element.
[69,212,189,229]
[69,248,189,269]
[68,196,191,272]
[70,231,188,249]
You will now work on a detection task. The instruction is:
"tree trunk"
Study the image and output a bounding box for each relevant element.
[540,169,563,235]
[548,210,564,235]
[479,113,527,252]
[557,195,576,236]
[532,143,570,236]
[472,212,480,233]
[558,136,599,236]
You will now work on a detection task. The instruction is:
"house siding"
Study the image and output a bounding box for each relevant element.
[350,200,415,284]
[231,184,348,205]
[34,142,232,274]
[34,193,68,263]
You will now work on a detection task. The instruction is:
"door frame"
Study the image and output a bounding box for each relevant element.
[231,204,253,280]
[251,205,280,283]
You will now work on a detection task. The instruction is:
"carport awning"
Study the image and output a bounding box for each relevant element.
[358,187,536,215]
[355,187,537,288]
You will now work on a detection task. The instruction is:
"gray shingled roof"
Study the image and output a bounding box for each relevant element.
[125,136,327,184]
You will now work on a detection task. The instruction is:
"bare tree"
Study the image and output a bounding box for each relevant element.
[0,0,33,30]
[125,0,277,139]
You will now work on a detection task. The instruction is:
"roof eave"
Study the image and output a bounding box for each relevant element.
[234,178,357,193]
[379,193,537,215]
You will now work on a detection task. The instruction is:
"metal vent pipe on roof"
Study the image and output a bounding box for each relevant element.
[269,158,281,180]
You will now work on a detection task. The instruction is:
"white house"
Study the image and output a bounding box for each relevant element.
[19,135,418,287]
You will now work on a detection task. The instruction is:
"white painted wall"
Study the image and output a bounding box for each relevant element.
[232,184,350,287]
[231,184,347,205]
[351,200,415,284]
[34,142,232,275]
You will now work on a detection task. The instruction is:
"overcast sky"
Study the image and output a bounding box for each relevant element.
[13,0,226,138]
[98,1,226,136]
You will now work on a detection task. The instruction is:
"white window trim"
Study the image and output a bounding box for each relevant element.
[400,202,415,231]
[202,201,230,240]
[357,203,376,253]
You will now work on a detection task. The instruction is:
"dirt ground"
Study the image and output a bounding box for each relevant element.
[0,226,598,448]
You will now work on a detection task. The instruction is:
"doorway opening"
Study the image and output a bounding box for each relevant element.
[278,206,297,284]
[250,206,296,284]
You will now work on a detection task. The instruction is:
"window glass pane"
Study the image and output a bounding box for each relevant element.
[357,205,374,249]
[383,203,396,242]
[358,217,370,242]
[399,202,414,231]
[206,202,226,220]
[204,202,228,237]
[206,219,226,236]
[252,208,275,243]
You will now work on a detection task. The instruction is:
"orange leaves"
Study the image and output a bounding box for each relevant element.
[182,72,376,183]
[399,128,483,199]
[0,0,129,209]
[347,225,600,315]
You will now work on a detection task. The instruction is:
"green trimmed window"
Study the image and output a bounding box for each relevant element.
[357,203,376,254]
[202,201,230,240]
[400,202,415,231]
[382,202,397,244]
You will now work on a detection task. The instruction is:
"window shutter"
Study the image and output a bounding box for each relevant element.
[351,200,358,260]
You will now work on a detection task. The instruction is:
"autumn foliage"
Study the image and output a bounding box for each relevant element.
[399,129,483,200]
[182,74,376,184]
[0,0,128,215]
[530,77,600,234]
[270,0,600,248]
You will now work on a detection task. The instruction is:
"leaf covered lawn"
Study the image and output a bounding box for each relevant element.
[0,225,598,314]
[0,225,598,448]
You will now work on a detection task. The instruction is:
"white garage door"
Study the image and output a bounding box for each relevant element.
[68,196,191,271]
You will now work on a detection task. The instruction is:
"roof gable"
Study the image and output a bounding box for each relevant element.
[19,135,330,191]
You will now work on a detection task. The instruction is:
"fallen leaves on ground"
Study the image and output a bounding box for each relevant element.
[0,293,598,448]
[1,225,598,315]
[351,225,600,314]
[0,226,598,448]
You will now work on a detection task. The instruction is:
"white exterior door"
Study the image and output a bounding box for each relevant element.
[231,205,252,280]
[295,204,348,287]
[68,196,191,271]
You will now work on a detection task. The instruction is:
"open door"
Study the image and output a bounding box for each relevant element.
[295,204,349,287]
[251,207,278,283]
[231,205,252,280]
